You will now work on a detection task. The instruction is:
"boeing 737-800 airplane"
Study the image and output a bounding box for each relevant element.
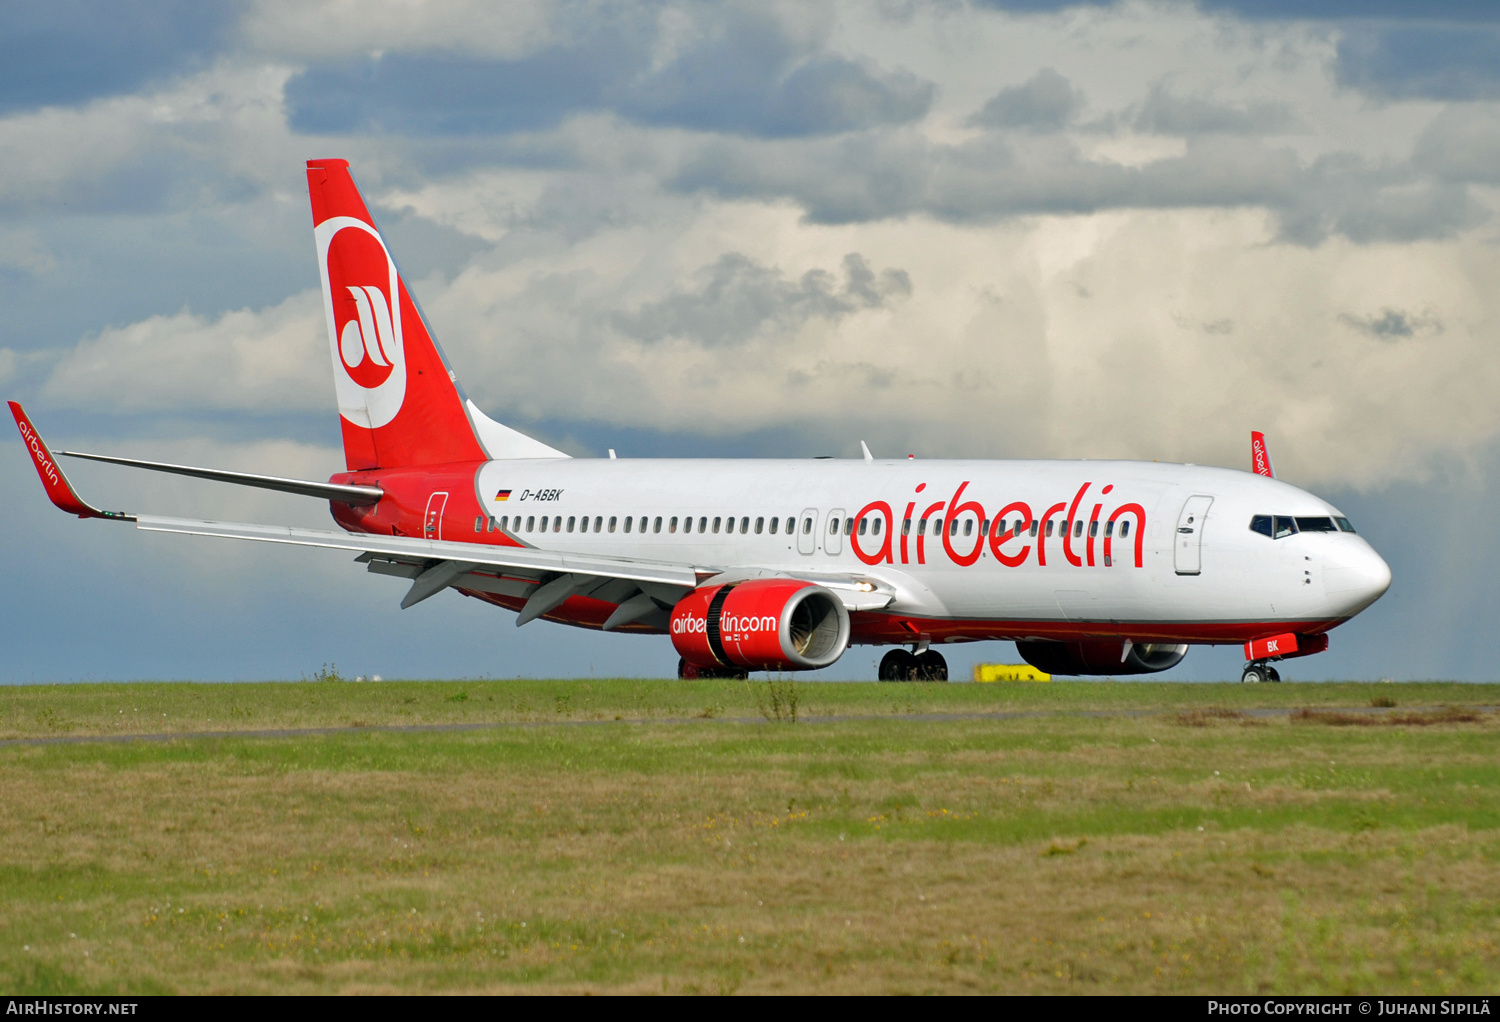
[10,160,1391,683]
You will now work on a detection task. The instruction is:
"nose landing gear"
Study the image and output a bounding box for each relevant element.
[1240,661,1282,684]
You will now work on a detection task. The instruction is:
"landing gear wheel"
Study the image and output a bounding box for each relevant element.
[1266,666,1281,683]
[1241,665,1266,684]
[879,649,918,681]
[678,658,748,680]
[914,650,948,682]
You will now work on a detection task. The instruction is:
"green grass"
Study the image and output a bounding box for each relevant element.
[0,680,1496,993]
[1,678,1492,740]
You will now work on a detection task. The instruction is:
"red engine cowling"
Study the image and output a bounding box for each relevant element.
[1016,640,1188,676]
[671,579,850,671]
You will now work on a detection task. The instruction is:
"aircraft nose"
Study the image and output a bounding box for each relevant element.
[1324,542,1392,615]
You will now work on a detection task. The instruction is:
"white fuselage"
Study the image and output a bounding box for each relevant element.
[459,457,1391,644]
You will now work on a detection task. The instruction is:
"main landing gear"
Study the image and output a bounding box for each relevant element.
[678,658,749,681]
[1240,661,1282,684]
[878,648,948,682]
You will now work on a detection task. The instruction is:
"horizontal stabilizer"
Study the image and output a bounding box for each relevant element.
[59,450,383,505]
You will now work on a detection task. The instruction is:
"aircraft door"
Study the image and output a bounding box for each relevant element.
[1174,495,1213,575]
[825,508,846,556]
[424,491,449,541]
[797,508,818,555]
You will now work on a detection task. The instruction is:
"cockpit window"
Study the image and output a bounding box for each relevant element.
[1335,517,1356,533]
[1295,516,1338,533]
[1273,516,1296,539]
[1250,515,1273,538]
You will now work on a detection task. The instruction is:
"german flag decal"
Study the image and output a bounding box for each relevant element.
[495,489,512,501]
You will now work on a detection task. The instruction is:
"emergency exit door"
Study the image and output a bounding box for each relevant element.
[1174,495,1213,575]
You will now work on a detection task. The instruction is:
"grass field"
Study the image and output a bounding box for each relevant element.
[1,679,1497,994]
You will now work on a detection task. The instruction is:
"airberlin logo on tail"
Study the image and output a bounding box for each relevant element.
[315,216,408,429]
[338,285,396,386]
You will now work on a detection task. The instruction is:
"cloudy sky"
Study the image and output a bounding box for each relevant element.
[4,0,1498,682]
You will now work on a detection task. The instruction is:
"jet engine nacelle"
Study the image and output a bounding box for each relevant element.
[671,579,850,672]
[1016,639,1188,676]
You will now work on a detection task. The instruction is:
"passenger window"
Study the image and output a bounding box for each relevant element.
[474,516,482,533]
[768,517,777,535]
[980,519,989,537]
[872,518,881,536]
[1089,521,1098,538]
[1295,516,1338,533]
[578,517,588,533]
[802,517,812,535]
[1273,516,1296,539]
[669,516,678,533]
[1028,520,1037,537]
[1074,520,1084,538]
[539,516,548,532]
[755,516,764,534]
[1250,515,1273,538]
[1045,520,1054,538]
[1335,517,1356,533]
[1120,521,1130,538]
[624,516,633,533]
[844,518,854,536]
[499,516,507,530]
[553,517,562,532]
[608,516,616,533]
[828,518,838,535]
[699,517,708,533]
[858,518,868,536]
[654,516,662,534]
[740,516,749,534]
[713,517,722,534]
[593,516,602,532]
[933,518,943,536]
[567,516,576,533]
[683,517,693,534]
[526,516,536,532]
[918,519,927,536]
[787,517,796,534]
[963,520,972,537]
[949,519,959,538]
[902,519,911,536]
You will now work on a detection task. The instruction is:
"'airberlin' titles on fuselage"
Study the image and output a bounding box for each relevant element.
[852,480,1147,569]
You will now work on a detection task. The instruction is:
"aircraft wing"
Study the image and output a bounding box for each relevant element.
[12,401,892,625]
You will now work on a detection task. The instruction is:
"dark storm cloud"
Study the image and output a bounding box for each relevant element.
[674,130,1486,244]
[1131,83,1297,135]
[284,10,932,139]
[1339,308,1442,340]
[969,69,1083,131]
[0,1,242,116]
[614,252,911,347]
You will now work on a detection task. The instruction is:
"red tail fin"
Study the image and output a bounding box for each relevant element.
[1250,430,1275,478]
[308,159,487,470]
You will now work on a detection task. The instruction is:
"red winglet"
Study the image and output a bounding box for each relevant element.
[1250,431,1275,478]
[8,402,129,520]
